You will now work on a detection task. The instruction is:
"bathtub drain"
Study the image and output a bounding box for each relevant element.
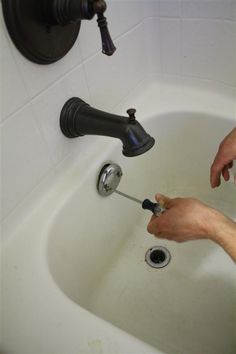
[145,246,171,268]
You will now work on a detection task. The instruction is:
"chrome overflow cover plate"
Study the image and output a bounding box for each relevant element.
[97,163,123,196]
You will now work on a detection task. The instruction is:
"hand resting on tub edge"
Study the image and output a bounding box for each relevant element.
[147,127,236,263]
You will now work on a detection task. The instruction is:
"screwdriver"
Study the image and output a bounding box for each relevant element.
[114,190,166,217]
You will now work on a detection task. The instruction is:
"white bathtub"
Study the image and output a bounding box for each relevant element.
[1,81,236,353]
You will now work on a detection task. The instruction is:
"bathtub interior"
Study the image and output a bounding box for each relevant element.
[48,112,236,354]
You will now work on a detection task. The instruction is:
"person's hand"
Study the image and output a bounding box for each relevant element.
[210,128,236,188]
[147,194,219,242]
[147,194,236,262]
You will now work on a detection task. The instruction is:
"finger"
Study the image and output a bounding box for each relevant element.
[222,165,230,181]
[210,152,233,188]
[210,158,224,187]
[147,219,156,234]
[147,217,162,235]
[228,161,233,169]
[153,233,166,239]
[149,214,156,223]
[155,193,172,208]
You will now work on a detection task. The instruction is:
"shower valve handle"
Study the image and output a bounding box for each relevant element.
[93,0,116,56]
[48,0,116,56]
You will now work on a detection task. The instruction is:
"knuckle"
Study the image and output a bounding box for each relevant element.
[219,141,224,150]
[147,224,152,234]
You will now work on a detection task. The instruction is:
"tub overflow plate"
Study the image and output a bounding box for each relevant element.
[97,163,123,196]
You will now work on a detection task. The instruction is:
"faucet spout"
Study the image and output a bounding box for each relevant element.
[60,97,155,157]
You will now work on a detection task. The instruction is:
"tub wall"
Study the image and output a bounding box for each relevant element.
[1,0,236,222]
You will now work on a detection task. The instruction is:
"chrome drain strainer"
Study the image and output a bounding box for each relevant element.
[145,246,171,268]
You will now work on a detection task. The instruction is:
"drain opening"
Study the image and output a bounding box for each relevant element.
[145,246,171,268]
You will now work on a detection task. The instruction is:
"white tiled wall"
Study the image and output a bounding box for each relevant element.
[1,0,236,221]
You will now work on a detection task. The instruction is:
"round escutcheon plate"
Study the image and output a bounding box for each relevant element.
[2,0,81,64]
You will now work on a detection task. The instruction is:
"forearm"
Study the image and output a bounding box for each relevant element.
[207,210,236,262]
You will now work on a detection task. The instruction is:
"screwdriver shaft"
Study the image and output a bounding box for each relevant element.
[114,190,142,204]
[114,189,166,217]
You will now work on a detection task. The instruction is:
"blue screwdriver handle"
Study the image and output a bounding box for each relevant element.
[142,199,166,217]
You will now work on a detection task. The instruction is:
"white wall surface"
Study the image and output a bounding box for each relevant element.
[1,0,236,221]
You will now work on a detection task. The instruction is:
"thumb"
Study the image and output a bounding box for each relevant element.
[155,193,172,208]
